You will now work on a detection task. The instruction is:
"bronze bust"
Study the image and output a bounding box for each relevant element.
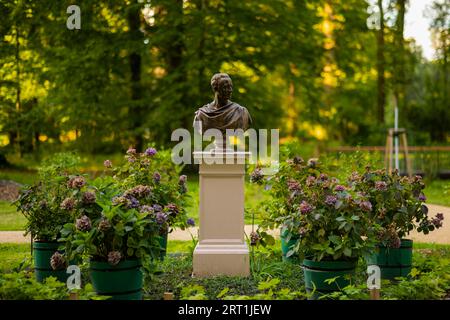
[193,73,252,135]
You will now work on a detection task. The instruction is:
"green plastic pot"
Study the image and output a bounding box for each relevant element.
[33,241,69,283]
[90,259,143,300]
[280,229,300,263]
[158,231,168,260]
[303,258,357,299]
[367,239,413,280]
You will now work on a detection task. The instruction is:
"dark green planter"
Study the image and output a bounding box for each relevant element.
[280,229,300,263]
[33,241,69,283]
[367,239,413,280]
[158,232,168,260]
[90,259,143,300]
[303,258,357,299]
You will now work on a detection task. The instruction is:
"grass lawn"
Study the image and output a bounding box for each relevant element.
[424,179,450,207]
[0,201,26,231]
[0,169,38,185]
[0,243,30,273]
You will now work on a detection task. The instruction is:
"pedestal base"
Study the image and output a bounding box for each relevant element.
[193,243,250,277]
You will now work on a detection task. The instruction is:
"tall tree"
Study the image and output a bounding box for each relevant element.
[376,0,386,124]
[392,0,407,112]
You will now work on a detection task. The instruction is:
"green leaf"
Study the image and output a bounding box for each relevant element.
[343,248,352,257]
[217,288,230,298]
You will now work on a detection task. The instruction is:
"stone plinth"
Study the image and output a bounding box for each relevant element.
[192,151,250,277]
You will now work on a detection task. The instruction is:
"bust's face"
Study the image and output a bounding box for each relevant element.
[216,78,233,101]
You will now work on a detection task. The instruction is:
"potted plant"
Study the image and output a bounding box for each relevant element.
[59,175,163,300]
[105,147,190,259]
[15,153,82,282]
[251,156,326,262]
[253,157,377,298]
[352,169,444,280]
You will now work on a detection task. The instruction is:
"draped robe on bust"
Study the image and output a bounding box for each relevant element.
[193,101,252,133]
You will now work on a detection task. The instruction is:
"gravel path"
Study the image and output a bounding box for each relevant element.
[1,204,449,244]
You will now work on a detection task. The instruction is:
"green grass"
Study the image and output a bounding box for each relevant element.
[0,169,38,185]
[424,179,450,206]
[0,243,30,273]
[0,201,26,231]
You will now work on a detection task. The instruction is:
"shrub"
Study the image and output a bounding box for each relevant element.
[351,168,444,247]
[14,152,82,241]
[252,157,377,261]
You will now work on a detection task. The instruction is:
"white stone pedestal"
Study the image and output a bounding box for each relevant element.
[192,151,250,277]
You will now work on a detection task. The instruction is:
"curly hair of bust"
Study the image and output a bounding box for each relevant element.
[210,73,232,92]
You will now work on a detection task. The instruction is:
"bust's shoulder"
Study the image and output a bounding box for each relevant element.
[196,102,214,112]
[233,102,250,114]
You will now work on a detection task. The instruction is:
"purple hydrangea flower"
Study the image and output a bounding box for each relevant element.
[50,252,66,270]
[325,195,338,206]
[307,158,319,168]
[127,196,140,209]
[359,201,372,212]
[98,218,112,232]
[67,176,86,189]
[108,251,122,266]
[104,160,112,168]
[153,172,161,183]
[250,231,261,246]
[76,215,92,232]
[61,197,76,211]
[389,236,401,249]
[299,201,313,214]
[139,205,154,214]
[145,147,157,156]
[126,147,136,155]
[179,175,187,185]
[250,168,264,183]
[431,213,444,228]
[418,193,426,202]
[306,176,316,187]
[375,181,387,191]
[82,191,96,204]
[153,204,163,212]
[287,179,300,192]
[165,203,179,216]
[187,218,195,227]
[155,212,168,224]
[334,185,346,192]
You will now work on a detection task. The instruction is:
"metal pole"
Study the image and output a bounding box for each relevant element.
[394,105,399,171]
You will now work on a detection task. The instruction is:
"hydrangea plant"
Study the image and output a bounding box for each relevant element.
[252,157,377,262]
[350,168,444,248]
[15,153,84,242]
[59,147,190,266]
[107,147,190,234]
[59,175,162,265]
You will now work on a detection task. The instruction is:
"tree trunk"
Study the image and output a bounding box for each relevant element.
[393,0,406,112]
[165,0,187,129]
[15,23,22,157]
[128,5,144,151]
[376,0,385,124]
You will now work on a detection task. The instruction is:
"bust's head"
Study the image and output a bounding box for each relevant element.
[211,73,233,103]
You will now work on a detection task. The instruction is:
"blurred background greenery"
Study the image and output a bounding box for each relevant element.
[0,0,448,155]
[0,0,449,223]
